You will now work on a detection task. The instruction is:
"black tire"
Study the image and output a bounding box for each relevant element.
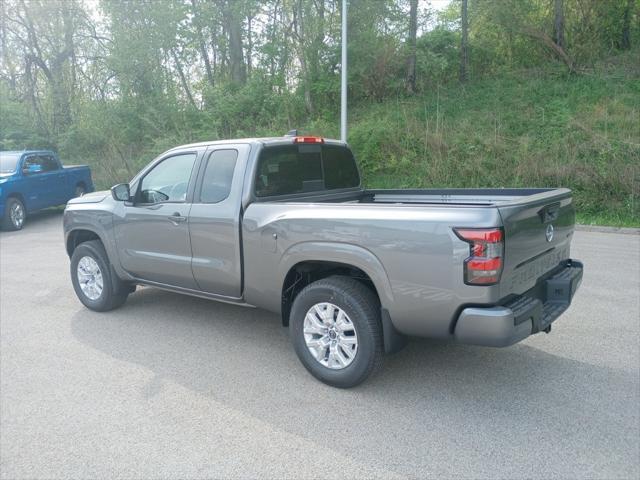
[2,197,26,231]
[70,240,129,312]
[290,276,383,388]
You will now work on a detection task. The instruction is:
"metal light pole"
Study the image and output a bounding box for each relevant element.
[340,0,348,143]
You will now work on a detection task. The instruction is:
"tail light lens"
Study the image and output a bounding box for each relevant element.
[454,228,504,285]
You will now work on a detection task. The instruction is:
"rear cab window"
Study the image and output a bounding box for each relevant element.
[40,155,60,171]
[198,149,238,203]
[254,144,360,198]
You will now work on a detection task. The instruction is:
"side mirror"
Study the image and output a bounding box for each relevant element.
[111,183,131,202]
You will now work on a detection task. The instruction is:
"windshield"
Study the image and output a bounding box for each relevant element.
[0,153,21,174]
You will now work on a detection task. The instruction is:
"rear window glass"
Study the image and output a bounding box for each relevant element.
[255,144,359,197]
[322,145,361,190]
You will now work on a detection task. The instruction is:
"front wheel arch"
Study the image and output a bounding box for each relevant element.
[66,229,101,257]
[6,192,27,209]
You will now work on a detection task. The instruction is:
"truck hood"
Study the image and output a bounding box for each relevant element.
[67,190,109,204]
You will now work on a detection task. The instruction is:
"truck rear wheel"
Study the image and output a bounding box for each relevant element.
[290,276,383,388]
[75,183,86,197]
[2,197,26,231]
[70,240,129,312]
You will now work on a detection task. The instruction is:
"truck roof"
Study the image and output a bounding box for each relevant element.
[0,150,56,156]
[165,136,347,153]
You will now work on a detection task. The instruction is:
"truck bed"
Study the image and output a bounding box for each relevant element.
[259,187,568,208]
[244,185,575,333]
[362,188,560,206]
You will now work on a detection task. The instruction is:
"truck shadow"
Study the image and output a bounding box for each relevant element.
[70,286,637,476]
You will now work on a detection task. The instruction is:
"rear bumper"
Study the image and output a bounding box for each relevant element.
[454,259,583,347]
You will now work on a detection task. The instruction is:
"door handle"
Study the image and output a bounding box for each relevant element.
[168,212,187,224]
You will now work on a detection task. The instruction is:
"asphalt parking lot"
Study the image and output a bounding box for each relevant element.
[1,210,638,479]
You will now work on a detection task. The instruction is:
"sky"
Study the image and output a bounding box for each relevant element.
[429,0,453,11]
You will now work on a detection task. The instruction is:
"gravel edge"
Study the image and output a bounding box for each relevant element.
[576,224,640,235]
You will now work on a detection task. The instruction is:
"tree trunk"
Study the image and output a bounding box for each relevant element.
[267,0,280,79]
[247,12,253,78]
[24,58,49,136]
[171,48,198,109]
[521,27,575,73]
[621,0,632,50]
[310,0,324,77]
[50,64,72,135]
[0,0,18,95]
[190,0,214,87]
[405,0,418,94]
[223,0,246,85]
[553,0,565,49]
[20,0,76,134]
[459,0,468,82]
[295,0,313,114]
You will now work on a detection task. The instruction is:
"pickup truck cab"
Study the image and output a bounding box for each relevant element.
[63,135,583,387]
[0,150,94,230]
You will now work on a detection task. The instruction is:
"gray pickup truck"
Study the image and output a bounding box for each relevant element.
[64,134,583,387]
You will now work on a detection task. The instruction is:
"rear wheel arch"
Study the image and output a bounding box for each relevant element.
[278,243,395,327]
[75,181,87,195]
[281,260,384,327]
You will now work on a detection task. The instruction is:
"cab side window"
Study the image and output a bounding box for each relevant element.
[139,153,197,204]
[198,150,238,203]
[22,156,45,175]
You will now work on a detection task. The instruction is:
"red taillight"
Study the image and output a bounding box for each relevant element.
[454,228,504,285]
[293,136,324,144]
[454,229,503,243]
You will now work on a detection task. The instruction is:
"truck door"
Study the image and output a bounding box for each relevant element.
[114,150,201,289]
[20,155,54,210]
[40,154,67,204]
[188,145,248,298]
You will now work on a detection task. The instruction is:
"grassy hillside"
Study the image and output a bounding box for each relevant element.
[80,51,639,226]
[309,51,639,226]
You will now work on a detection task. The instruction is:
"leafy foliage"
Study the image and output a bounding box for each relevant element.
[0,0,638,225]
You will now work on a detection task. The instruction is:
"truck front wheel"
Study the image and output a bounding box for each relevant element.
[289,276,384,388]
[70,240,130,312]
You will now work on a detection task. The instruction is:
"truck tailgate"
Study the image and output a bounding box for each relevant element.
[497,188,575,297]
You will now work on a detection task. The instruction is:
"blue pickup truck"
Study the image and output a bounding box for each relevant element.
[0,150,93,230]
